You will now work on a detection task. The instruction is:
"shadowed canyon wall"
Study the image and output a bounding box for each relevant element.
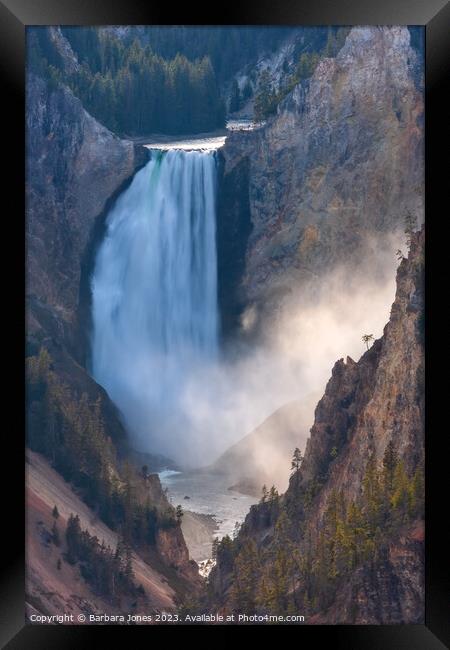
[219,26,424,328]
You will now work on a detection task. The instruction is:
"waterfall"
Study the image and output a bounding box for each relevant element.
[91,149,219,461]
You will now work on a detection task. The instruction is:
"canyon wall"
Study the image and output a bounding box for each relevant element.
[25,30,198,612]
[26,70,149,450]
[210,227,425,623]
[218,26,424,326]
[26,71,148,362]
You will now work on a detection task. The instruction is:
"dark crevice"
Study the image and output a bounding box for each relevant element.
[216,152,253,343]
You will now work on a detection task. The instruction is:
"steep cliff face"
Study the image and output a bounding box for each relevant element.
[216,155,253,337]
[309,521,424,624]
[26,72,149,361]
[219,27,423,322]
[26,69,149,447]
[25,65,199,607]
[297,227,424,510]
[210,227,424,624]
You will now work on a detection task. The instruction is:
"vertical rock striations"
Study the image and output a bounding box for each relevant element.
[219,27,424,322]
[26,72,149,360]
[25,64,151,442]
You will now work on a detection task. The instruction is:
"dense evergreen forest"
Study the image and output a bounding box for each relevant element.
[28,27,227,135]
[27,25,423,138]
[27,26,370,136]
[64,26,292,84]
[26,26,339,136]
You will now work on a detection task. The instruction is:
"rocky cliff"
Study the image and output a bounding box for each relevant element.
[26,71,148,363]
[210,227,424,624]
[26,450,176,619]
[26,69,150,455]
[25,42,200,611]
[218,27,424,329]
[298,231,424,501]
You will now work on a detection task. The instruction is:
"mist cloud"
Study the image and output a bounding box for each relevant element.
[139,230,404,473]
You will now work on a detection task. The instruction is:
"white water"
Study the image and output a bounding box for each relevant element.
[91,149,219,462]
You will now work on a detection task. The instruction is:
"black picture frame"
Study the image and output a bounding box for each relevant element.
[4,0,449,646]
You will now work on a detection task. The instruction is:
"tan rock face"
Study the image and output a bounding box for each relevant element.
[220,27,424,312]
[26,72,149,446]
[26,73,148,358]
[211,228,424,623]
[156,528,190,568]
[155,526,201,584]
[297,227,424,517]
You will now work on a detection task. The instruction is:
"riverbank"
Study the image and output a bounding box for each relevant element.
[159,470,258,560]
[181,511,219,564]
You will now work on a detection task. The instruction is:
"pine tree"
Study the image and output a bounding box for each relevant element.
[391,460,410,522]
[408,463,424,519]
[261,484,268,503]
[296,52,319,80]
[269,485,279,503]
[124,543,134,584]
[404,210,417,249]
[291,447,303,473]
[254,69,276,121]
[362,453,382,530]
[229,79,241,113]
[382,440,398,497]
[65,514,81,564]
[242,80,253,102]
[211,537,219,561]
[176,504,184,524]
[362,333,374,350]
[230,539,259,613]
[52,521,60,547]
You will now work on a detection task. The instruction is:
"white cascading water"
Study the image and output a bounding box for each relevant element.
[91,149,219,462]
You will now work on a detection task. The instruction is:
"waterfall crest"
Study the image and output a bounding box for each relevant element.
[91,149,219,461]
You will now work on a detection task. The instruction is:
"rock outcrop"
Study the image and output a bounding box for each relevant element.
[296,227,424,510]
[26,72,149,363]
[218,27,424,326]
[26,67,150,452]
[210,227,424,624]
